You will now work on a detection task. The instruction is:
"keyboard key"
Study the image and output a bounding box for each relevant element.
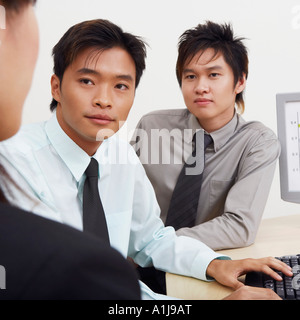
[291,258,298,266]
[276,287,285,299]
[282,259,291,267]
[285,277,293,289]
[264,280,275,290]
[286,288,295,299]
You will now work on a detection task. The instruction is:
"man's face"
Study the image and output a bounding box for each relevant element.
[181,48,246,132]
[52,46,136,155]
[0,4,39,140]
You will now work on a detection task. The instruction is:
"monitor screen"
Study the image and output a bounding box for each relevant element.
[276,92,300,203]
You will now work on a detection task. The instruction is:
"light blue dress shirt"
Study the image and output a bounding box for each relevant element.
[0,113,229,299]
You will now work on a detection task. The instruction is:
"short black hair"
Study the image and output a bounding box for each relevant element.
[50,19,147,111]
[176,21,248,114]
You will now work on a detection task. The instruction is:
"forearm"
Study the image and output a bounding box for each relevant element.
[176,163,277,250]
[177,215,254,250]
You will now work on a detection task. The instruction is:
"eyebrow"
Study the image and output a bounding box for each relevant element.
[183,65,224,74]
[77,68,134,82]
[205,65,224,71]
[77,68,99,76]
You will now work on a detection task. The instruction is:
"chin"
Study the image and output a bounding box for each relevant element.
[96,128,117,142]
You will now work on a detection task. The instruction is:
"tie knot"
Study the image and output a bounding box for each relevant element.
[85,158,99,178]
[193,132,213,152]
[204,134,213,149]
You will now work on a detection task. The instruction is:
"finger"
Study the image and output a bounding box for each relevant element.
[270,257,292,269]
[263,257,293,277]
[261,266,284,281]
[260,265,293,282]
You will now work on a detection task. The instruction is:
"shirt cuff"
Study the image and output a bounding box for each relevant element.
[191,251,231,281]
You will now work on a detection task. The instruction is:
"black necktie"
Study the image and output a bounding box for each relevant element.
[165,132,213,230]
[82,158,110,242]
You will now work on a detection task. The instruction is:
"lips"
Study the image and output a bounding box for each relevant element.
[86,114,115,125]
[194,98,212,103]
[194,98,213,106]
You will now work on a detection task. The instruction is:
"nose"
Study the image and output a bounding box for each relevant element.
[194,77,210,95]
[93,85,112,109]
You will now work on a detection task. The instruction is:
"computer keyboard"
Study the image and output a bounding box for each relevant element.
[245,254,300,300]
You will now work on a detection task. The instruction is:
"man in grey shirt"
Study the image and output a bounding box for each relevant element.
[131,20,280,293]
[131,21,279,269]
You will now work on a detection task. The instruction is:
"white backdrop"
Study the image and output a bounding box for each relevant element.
[23,0,300,219]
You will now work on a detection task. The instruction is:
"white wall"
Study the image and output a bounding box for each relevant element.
[23,0,300,219]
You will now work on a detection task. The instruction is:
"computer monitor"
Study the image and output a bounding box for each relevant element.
[276,92,300,203]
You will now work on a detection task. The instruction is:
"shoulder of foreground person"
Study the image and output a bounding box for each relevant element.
[0,203,141,300]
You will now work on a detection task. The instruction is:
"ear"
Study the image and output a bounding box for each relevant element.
[51,74,61,103]
[235,73,247,95]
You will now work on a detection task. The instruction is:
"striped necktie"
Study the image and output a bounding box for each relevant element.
[165,132,213,230]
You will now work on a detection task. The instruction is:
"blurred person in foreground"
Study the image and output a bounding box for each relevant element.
[0,0,141,300]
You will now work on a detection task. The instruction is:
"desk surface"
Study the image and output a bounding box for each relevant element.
[166,214,300,300]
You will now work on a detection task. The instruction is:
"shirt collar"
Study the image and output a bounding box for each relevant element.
[45,112,91,182]
[186,111,203,143]
[187,111,239,152]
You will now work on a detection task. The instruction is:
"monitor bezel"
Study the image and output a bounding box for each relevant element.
[276,92,300,203]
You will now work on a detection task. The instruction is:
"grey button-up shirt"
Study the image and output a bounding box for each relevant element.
[131,109,281,250]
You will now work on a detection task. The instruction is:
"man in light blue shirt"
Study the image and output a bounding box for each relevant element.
[0,19,291,299]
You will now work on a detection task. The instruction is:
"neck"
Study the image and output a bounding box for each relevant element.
[74,139,102,157]
[197,110,235,133]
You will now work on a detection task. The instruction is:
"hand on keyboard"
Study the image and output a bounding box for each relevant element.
[207,256,293,291]
[245,254,300,300]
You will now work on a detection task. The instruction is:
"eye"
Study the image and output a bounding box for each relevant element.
[79,78,94,85]
[209,73,220,78]
[115,83,129,90]
[185,74,196,80]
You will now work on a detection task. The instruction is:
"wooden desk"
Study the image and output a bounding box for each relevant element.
[166,214,300,300]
